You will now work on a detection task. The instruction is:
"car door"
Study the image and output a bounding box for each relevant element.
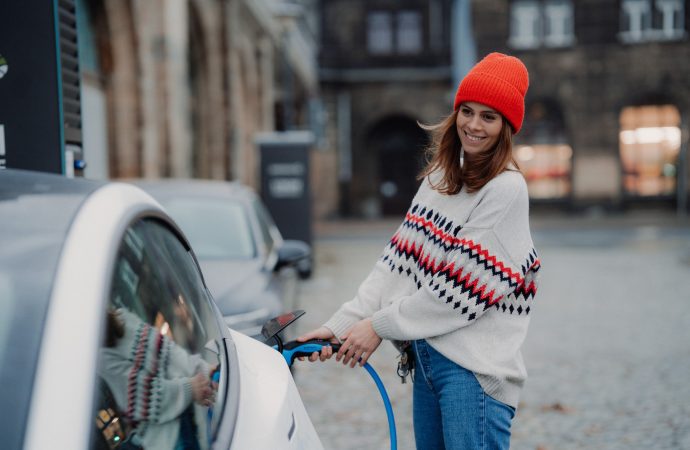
[91,217,237,450]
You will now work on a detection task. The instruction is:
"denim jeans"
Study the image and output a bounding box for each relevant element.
[412,340,515,450]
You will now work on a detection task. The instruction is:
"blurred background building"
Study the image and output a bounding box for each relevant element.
[76,0,320,192]
[478,0,689,213]
[64,0,689,218]
[319,0,690,217]
[319,0,455,218]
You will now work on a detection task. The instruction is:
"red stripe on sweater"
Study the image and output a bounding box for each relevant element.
[404,213,523,283]
[392,228,523,285]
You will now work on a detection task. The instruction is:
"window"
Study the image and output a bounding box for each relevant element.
[367,11,393,54]
[513,101,572,199]
[657,0,686,38]
[619,0,686,42]
[509,0,575,49]
[619,105,682,197]
[252,198,281,255]
[397,11,423,54]
[163,198,256,259]
[544,0,575,47]
[510,1,541,49]
[620,0,654,41]
[367,9,424,55]
[515,144,573,198]
[93,219,224,449]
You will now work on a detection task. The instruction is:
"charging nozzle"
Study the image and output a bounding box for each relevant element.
[275,339,341,367]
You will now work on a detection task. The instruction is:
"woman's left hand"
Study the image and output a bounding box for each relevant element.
[337,318,382,368]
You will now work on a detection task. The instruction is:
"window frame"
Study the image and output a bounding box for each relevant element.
[94,213,240,448]
[509,0,576,50]
[619,0,687,43]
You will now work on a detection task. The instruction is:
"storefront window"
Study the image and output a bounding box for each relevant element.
[515,144,572,198]
[619,104,681,196]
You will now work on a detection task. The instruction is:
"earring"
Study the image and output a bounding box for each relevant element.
[459,148,465,169]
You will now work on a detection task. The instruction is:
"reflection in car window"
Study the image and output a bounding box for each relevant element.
[93,219,223,450]
[163,198,256,260]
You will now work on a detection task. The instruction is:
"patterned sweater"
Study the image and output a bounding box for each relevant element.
[324,170,541,407]
[99,308,210,449]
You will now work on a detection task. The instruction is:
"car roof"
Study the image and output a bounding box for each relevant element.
[129,178,258,202]
[0,170,107,449]
[0,169,106,303]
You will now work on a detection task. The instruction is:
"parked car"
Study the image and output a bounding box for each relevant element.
[0,169,322,450]
[133,179,311,340]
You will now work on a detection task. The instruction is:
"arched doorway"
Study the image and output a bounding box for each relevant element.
[366,115,427,216]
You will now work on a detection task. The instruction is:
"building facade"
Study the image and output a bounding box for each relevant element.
[319,0,690,217]
[319,0,455,218]
[77,0,319,191]
[475,0,690,211]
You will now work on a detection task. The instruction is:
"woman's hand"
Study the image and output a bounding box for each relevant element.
[337,318,382,368]
[296,326,338,362]
[190,372,214,407]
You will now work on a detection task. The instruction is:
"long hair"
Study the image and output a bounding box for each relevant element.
[418,109,519,194]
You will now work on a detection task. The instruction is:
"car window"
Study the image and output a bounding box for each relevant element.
[92,219,224,450]
[163,198,256,259]
[251,198,279,253]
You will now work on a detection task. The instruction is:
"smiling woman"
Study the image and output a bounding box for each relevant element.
[456,103,503,154]
[299,52,540,450]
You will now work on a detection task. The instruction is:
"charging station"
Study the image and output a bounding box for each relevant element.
[0,0,83,176]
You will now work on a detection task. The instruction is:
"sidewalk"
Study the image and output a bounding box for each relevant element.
[314,210,690,240]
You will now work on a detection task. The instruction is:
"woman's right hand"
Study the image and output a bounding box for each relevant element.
[190,372,214,407]
[296,326,337,362]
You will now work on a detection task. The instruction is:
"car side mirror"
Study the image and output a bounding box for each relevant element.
[275,240,311,272]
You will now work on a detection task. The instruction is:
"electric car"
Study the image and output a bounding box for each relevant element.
[132,179,311,340]
[0,169,322,450]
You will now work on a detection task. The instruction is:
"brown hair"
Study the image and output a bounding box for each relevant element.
[418,109,519,194]
[105,309,125,347]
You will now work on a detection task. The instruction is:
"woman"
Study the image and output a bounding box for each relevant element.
[99,308,216,450]
[299,52,541,449]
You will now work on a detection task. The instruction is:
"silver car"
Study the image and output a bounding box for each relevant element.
[0,169,322,449]
[132,180,311,340]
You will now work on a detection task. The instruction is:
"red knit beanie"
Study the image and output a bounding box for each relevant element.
[453,52,529,134]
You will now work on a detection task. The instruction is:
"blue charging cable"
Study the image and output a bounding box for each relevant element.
[275,339,398,450]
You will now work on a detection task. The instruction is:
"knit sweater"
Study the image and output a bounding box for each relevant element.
[99,308,211,449]
[324,169,540,408]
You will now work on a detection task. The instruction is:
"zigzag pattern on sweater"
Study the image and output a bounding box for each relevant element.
[382,204,540,318]
[127,321,167,429]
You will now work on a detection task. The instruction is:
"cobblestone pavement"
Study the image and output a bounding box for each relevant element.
[292,219,690,450]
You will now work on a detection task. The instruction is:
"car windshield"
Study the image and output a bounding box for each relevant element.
[163,198,256,259]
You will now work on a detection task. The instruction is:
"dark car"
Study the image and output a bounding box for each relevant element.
[132,179,311,339]
[0,169,323,449]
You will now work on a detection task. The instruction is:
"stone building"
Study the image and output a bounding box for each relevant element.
[318,0,690,217]
[76,0,319,191]
[319,0,456,217]
[474,0,690,212]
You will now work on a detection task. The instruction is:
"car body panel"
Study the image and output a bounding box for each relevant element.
[24,182,166,450]
[0,170,105,450]
[226,329,323,450]
[0,170,321,450]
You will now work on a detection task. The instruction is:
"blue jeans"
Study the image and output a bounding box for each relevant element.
[412,340,515,450]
